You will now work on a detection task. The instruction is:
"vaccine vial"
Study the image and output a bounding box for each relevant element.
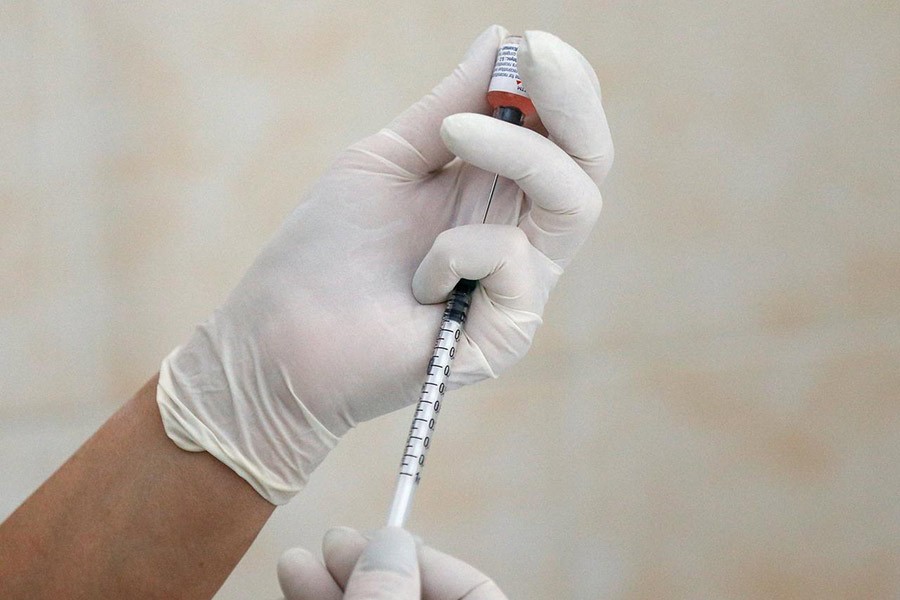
[487,35,536,125]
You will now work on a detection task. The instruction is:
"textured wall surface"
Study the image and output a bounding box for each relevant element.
[2,2,899,598]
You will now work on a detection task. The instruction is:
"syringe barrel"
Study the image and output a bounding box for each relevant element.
[386,286,470,528]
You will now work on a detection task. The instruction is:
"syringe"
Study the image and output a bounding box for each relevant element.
[386,35,536,528]
[386,277,474,527]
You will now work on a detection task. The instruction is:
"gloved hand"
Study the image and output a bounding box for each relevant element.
[277,527,508,600]
[157,25,613,504]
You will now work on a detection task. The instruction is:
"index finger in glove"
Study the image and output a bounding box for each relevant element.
[441,113,602,268]
[323,527,508,600]
[518,30,614,184]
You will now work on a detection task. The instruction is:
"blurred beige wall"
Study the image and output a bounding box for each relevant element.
[2,2,899,598]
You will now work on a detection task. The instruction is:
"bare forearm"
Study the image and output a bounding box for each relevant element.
[0,375,275,599]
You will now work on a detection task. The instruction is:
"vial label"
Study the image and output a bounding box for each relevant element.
[488,37,529,98]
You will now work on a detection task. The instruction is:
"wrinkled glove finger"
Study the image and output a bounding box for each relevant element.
[412,224,561,382]
[347,25,507,178]
[518,30,614,184]
[277,547,343,600]
[441,113,602,268]
[418,545,509,600]
[322,527,508,600]
[322,526,369,589]
[338,527,420,599]
[322,527,422,589]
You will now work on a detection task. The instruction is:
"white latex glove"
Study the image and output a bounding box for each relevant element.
[157,25,613,504]
[277,527,508,600]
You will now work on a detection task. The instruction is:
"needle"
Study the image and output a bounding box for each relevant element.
[482,173,500,224]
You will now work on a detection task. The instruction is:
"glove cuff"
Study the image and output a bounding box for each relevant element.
[156,333,339,505]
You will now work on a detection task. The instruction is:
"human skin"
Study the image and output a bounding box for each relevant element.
[0,375,274,600]
[0,27,611,599]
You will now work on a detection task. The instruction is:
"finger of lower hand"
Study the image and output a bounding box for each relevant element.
[322,527,509,600]
[418,545,509,600]
[322,526,368,589]
[277,548,343,600]
[342,527,420,599]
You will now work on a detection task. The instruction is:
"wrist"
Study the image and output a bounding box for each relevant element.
[156,314,340,505]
